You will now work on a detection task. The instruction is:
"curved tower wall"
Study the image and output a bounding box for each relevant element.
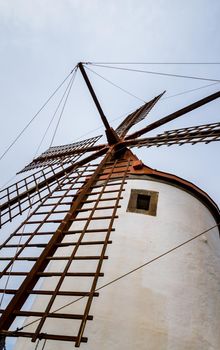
[15,177,220,350]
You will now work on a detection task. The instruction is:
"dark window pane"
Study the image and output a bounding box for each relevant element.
[136,194,151,210]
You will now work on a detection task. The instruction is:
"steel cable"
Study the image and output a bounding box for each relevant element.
[89,63,220,83]
[85,65,146,103]
[0,68,76,163]
[86,61,220,65]
[49,67,77,148]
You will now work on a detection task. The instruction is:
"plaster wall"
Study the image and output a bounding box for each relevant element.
[14,178,220,350]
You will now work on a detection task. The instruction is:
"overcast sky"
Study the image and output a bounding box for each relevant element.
[0,2,220,349]
[0,0,219,209]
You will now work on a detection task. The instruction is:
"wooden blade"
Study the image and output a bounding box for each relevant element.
[0,146,108,228]
[126,122,220,148]
[116,91,165,138]
[19,135,103,173]
[126,90,220,140]
[0,150,132,348]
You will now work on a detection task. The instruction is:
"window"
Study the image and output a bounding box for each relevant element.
[136,194,151,210]
[127,189,158,216]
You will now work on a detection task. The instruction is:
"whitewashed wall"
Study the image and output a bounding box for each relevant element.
[15,178,220,350]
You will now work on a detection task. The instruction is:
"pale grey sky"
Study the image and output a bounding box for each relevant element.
[0,0,219,207]
[0,1,220,348]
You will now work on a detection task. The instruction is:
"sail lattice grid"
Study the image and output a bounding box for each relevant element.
[0,62,220,348]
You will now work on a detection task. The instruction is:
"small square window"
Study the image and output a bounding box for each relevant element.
[136,194,151,210]
[127,189,158,216]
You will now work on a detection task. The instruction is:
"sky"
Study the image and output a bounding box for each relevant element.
[0,1,220,348]
[0,0,219,206]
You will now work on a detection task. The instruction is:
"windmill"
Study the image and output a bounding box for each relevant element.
[0,62,220,349]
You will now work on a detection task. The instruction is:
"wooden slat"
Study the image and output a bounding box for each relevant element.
[13,310,93,320]
[0,154,131,347]
[0,331,88,343]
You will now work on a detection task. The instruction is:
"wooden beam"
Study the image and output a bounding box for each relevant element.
[126,90,220,139]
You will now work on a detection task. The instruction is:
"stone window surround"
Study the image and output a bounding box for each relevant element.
[127,188,159,216]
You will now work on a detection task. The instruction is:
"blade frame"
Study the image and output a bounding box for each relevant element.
[0,146,108,228]
[125,121,220,148]
[116,91,165,138]
[126,90,220,140]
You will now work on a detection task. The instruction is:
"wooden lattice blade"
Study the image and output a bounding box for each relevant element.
[0,164,65,228]
[0,150,132,348]
[127,122,220,148]
[126,90,220,140]
[115,91,165,138]
[19,135,103,173]
[0,147,108,228]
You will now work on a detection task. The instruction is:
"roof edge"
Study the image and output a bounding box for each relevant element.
[129,162,220,234]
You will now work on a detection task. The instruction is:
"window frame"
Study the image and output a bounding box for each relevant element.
[126,189,159,216]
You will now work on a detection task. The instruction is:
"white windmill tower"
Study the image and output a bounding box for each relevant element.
[0,62,219,350]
